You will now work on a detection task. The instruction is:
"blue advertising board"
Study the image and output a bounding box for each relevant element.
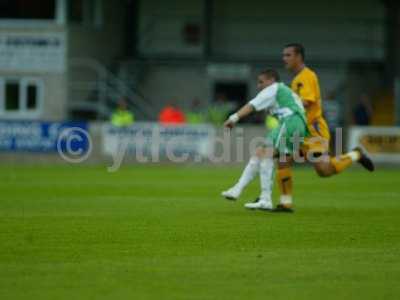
[0,121,89,153]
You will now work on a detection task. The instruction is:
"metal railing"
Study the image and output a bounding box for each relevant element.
[68,58,154,120]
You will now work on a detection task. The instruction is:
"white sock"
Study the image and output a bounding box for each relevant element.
[235,157,260,191]
[347,151,361,162]
[258,158,274,205]
[279,195,293,205]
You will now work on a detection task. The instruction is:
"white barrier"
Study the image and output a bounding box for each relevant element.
[347,126,400,163]
[102,123,216,161]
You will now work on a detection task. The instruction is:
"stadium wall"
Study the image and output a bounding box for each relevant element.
[138,0,203,57]
[67,0,127,118]
[68,0,126,65]
[138,0,384,61]
[126,0,385,119]
[121,61,347,119]
[0,25,67,121]
[0,0,128,121]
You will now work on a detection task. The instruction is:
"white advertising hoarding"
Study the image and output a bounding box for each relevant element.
[102,123,216,161]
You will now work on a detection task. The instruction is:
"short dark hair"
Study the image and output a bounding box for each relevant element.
[259,69,280,82]
[284,43,305,61]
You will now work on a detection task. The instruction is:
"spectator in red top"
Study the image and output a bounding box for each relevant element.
[159,104,186,125]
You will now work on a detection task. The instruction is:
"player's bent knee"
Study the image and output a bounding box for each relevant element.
[314,163,333,178]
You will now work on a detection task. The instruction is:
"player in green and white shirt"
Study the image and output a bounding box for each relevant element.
[222,69,307,210]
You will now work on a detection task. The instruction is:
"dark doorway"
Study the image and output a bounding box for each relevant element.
[214,82,247,107]
[213,81,262,123]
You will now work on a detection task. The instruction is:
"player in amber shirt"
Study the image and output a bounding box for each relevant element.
[270,43,375,212]
[291,63,331,154]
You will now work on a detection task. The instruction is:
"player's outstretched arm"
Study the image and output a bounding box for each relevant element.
[224,104,254,128]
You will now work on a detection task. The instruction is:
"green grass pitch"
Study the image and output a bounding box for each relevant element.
[0,165,399,299]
